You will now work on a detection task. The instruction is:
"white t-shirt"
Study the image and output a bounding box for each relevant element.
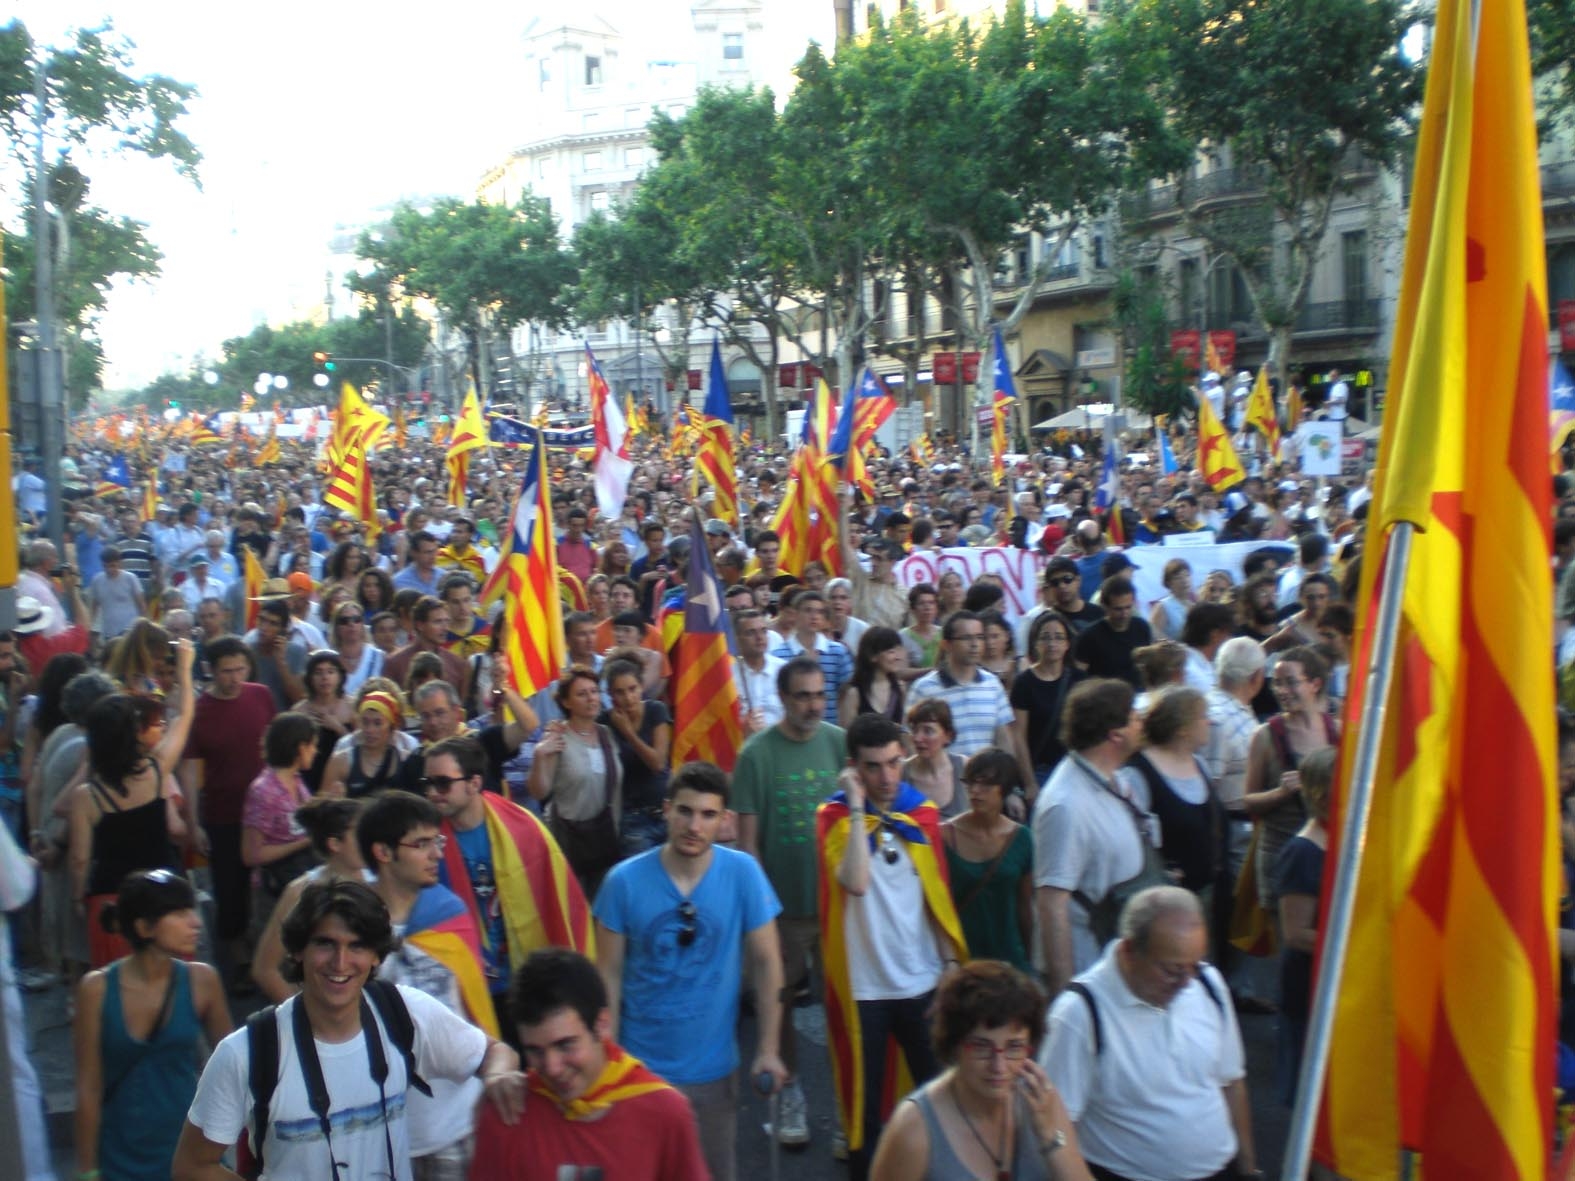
[186,985,486,1181]
[844,835,943,1001]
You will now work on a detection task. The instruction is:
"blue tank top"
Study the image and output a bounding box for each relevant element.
[98,960,201,1181]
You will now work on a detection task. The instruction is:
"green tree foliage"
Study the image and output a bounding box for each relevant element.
[1529,0,1575,125]
[1110,270,1193,418]
[210,308,428,407]
[1109,0,1420,376]
[0,20,200,407]
[351,196,576,397]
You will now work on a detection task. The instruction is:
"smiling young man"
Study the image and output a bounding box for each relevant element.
[593,761,787,1181]
[172,880,522,1181]
[468,948,710,1180]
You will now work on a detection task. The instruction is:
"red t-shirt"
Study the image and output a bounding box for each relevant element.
[468,1077,709,1180]
[182,683,275,826]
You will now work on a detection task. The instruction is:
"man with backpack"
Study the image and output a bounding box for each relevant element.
[172,880,522,1181]
[1039,886,1261,1181]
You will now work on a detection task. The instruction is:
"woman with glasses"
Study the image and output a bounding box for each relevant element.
[870,960,1089,1181]
[319,687,413,800]
[73,869,234,1181]
[1011,612,1084,792]
[329,602,384,693]
[251,796,368,1002]
[70,642,196,968]
[241,712,322,932]
[942,748,1035,973]
[1242,645,1338,929]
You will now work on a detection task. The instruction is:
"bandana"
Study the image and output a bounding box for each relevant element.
[359,691,401,728]
[526,1041,669,1121]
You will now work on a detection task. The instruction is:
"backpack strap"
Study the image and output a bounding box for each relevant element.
[1067,981,1103,1057]
[365,978,432,1098]
[291,995,335,1149]
[1195,964,1225,1017]
[245,1006,281,1178]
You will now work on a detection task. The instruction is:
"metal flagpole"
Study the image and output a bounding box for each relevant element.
[1281,521,1415,1180]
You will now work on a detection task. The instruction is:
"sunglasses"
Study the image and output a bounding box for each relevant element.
[337,613,364,624]
[420,775,467,794]
[1048,575,1078,587]
[677,901,698,948]
[878,829,899,865]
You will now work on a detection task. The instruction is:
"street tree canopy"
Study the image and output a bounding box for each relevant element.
[1108,0,1420,377]
[352,195,577,397]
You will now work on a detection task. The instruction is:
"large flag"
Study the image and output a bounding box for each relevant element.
[1550,357,1575,467]
[1243,365,1281,454]
[910,433,935,467]
[254,422,281,468]
[1094,441,1124,545]
[142,478,158,523]
[95,454,133,499]
[805,379,842,574]
[446,385,489,507]
[826,373,876,502]
[393,404,408,450]
[327,383,390,472]
[671,515,742,771]
[586,344,634,520]
[1193,388,1244,491]
[1317,1,1555,1177]
[694,339,738,526]
[990,327,1016,490]
[490,432,567,698]
[624,393,643,438]
[847,366,897,450]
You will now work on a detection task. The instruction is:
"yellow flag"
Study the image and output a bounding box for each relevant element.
[1193,390,1244,491]
[1243,366,1280,454]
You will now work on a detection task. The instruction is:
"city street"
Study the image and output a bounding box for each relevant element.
[27,973,1293,1179]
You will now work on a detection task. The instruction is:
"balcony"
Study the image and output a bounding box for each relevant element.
[1295,298,1380,333]
[1544,160,1575,201]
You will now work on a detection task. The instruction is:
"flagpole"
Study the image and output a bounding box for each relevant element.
[1281,521,1415,1180]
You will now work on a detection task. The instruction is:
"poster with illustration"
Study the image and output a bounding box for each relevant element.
[1295,421,1343,476]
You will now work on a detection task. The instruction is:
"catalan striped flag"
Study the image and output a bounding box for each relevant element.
[326,383,389,473]
[910,434,935,466]
[446,384,489,507]
[1243,365,1280,455]
[990,326,1016,491]
[190,413,224,447]
[1318,1,1555,1177]
[740,423,753,450]
[242,545,267,631]
[694,339,739,526]
[488,431,566,698]
[671,514,742,772]
[323,421,381,541]
[254,422,281,467]
[805,380,842,575]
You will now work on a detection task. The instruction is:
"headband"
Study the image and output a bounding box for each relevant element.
[359,691,401,728]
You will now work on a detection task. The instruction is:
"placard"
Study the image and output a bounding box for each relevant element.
[1295,421,1344,476]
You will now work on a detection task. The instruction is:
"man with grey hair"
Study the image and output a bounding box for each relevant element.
[1040,885,1261,1181]
[16,539,67,637]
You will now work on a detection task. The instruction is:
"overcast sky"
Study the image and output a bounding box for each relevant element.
[8,1,833,389]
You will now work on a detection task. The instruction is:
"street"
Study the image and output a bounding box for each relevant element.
[28,976,1292,1179]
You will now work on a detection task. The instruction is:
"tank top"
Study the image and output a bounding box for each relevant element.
[907,1084,1051,1180]
[88,777,176,896]
[856,678,906,723]
[345,742,402,799]
[98,960,201,1181]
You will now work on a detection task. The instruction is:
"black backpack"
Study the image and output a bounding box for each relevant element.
[1067,967,1225,1056]
[242,978,431,1179]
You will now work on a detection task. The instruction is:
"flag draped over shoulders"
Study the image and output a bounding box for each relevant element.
[403,884,501,1039]
[817,785,965,1152]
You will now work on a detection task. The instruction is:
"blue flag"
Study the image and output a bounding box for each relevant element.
[704,338,734,424]
[1157,426,1179,475]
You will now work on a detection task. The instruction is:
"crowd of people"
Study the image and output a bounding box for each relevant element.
[0,411,1565,1181]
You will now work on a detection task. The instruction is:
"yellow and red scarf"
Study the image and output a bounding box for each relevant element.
[527,1041,669,1121]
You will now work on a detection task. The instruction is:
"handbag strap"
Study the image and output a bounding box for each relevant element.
[954,827,1016,915]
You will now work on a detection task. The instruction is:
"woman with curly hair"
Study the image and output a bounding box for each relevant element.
[322,540,368,602]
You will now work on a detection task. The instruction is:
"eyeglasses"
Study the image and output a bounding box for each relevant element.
[961,1036,1031,1062]
[398,835,447,855]
[337,614,364,624]
[677,901,698,948]
[421,774,468,794]
[1048,575,1078,587]
[1272,677,1305,691]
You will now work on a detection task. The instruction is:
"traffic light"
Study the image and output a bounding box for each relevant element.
[312,350,336,372]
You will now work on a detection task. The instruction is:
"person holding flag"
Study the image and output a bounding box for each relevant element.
[587,343,635,521]
[695,338,739,528]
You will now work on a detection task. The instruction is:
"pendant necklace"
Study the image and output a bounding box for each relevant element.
[952,1080,1011,1181]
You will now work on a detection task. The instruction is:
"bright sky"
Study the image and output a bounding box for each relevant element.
[7,1,833,390]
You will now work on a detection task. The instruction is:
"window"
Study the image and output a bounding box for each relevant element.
[1178,258,1201,326]
[538,58,552,90]
[589,191,610,212]
[1342,230,1368,308]
[626,147,645,168]
[1092,233,1107,270]
[723,33,744,61]
[585,151,603,171]
[585,55,603,86]
[1014,234,1031,281]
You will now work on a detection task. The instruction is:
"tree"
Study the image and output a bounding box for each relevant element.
[213,309,428,406]
[0,20,200,407]
[1529,0,1575,125]
[351,196,576,398]
[1110,269,1193,418]
[1110,0,1421,378]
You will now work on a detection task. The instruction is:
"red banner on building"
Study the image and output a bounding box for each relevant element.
[1208,329,1237,371]
[1558,300,1575,352]
[777,362,824,390]
[932,352,981,385]
[1170,330,1202,369]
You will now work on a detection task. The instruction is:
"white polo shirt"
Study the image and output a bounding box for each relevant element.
[1041,948,1245,1181]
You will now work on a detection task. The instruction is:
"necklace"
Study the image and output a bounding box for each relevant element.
[568,722,598,739]
[951,1079,1011,1181]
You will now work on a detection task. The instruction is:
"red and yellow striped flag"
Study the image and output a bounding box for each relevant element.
[445,385,489,507]
[1319,1,1555,1176]
[242,544,266,631]
[254,422,281,467]
[671,516,742,771]
[492,433,566,697]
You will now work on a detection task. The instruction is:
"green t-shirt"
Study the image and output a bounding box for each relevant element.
[732,722,846,918]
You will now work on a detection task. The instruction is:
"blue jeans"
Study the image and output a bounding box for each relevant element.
[620,810,667,857]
